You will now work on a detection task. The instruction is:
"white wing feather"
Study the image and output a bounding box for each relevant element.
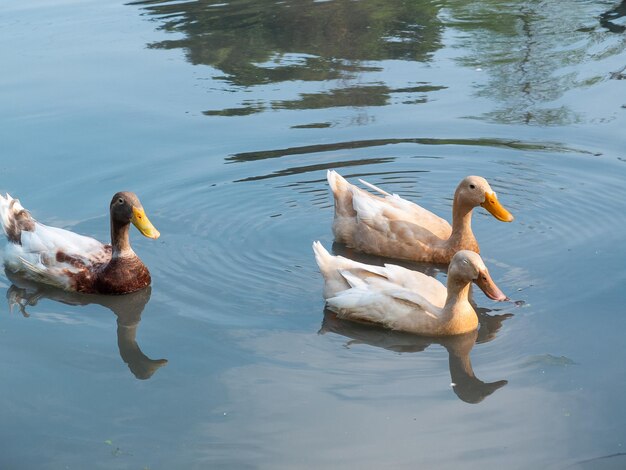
[0,193,108,289]
[333,175,452,241]
[358,178,391,197]
[314,242,447,332]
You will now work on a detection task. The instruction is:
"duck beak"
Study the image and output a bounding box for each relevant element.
[474,269,508,302]
[481,192,514,222]
[131,207,160,239]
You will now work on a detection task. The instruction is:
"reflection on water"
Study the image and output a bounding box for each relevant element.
[600,0,626,34]
[226,137,590,183]
[132,0,626,124]
[226,137,583,163]
[6,273,167,380]
[320,308,511,404]
[568,452,626,470]
[443,0,626,124]
[131,0,444,115]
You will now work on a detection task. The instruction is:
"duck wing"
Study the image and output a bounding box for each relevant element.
[313,241,448,307]
[380,263,447,307]
[326,279,443,333]
[0,194,110,289]
[351,184,452,240]
[313,241,387,298]
[358,178,450,230]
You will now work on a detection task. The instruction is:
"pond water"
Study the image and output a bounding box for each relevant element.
[2,0,626,468]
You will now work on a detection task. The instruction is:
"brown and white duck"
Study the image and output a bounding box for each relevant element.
[327,170,514,264]
[0,192,159,294]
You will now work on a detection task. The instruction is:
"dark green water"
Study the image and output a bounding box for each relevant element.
[1,0,626,468]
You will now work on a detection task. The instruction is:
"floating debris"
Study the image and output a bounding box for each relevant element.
[521,354,576,368]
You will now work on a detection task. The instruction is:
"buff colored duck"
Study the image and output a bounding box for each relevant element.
[313,241,507,336]
[328,170,514,263]
[0,192,159,294]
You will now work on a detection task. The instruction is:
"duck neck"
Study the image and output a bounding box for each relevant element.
[443,275,473,319]
[448,195,476,249]
[111,219,135,258]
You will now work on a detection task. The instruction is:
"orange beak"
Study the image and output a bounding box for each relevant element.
[481,192,514,222]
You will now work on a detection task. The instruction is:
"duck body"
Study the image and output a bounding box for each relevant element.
[327,170,513,263]
[313,241,506,336]
[0,192,159,295]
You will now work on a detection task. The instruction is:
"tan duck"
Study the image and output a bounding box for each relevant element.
[0,192,159,294]
[328,170,514,263]
[313,242,507,336]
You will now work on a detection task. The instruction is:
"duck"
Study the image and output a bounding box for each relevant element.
[327,170,514,264]
[0,192,160,295]
[313,241,508,336]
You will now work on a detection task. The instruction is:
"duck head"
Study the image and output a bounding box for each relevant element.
[110,192,160,239]
[448,250,508,301]
[455,176,514,222]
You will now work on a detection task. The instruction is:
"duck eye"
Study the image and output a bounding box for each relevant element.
[118,198,124,204]
[469,184,476,189]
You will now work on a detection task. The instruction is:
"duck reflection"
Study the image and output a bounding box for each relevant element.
[5,271,167,380]
[319,308,511,403]
[600,1,626,34]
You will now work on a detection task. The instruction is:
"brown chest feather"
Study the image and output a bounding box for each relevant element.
[94,256,151,295]
[67,253,151,295]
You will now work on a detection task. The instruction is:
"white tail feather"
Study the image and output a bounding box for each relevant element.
[339,269,367,289]
[327,169,352,196]
[312,241,333,274]
[350,188,385,227]
[327,288,381,311]
[0,193,22,238]
[358,178,391,197]
[312,241,387,278]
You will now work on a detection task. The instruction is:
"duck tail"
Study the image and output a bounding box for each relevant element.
[312,241,334,275]
[0,194,35,245]
[327,170,357,218]
[313,241,353,299]
[327,169,350,195]
[358,178,391,197]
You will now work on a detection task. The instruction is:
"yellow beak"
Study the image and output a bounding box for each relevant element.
[481,192,514,222]
[131,207,160,239]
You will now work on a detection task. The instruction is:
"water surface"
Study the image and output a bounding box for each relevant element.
[1,0,626,468]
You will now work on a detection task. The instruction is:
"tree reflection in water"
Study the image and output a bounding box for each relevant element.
[444,0,626,124]
[130,0,444,115]
[132,0,626,124]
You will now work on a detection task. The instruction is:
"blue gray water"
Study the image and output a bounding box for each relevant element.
[1,0,626,468]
